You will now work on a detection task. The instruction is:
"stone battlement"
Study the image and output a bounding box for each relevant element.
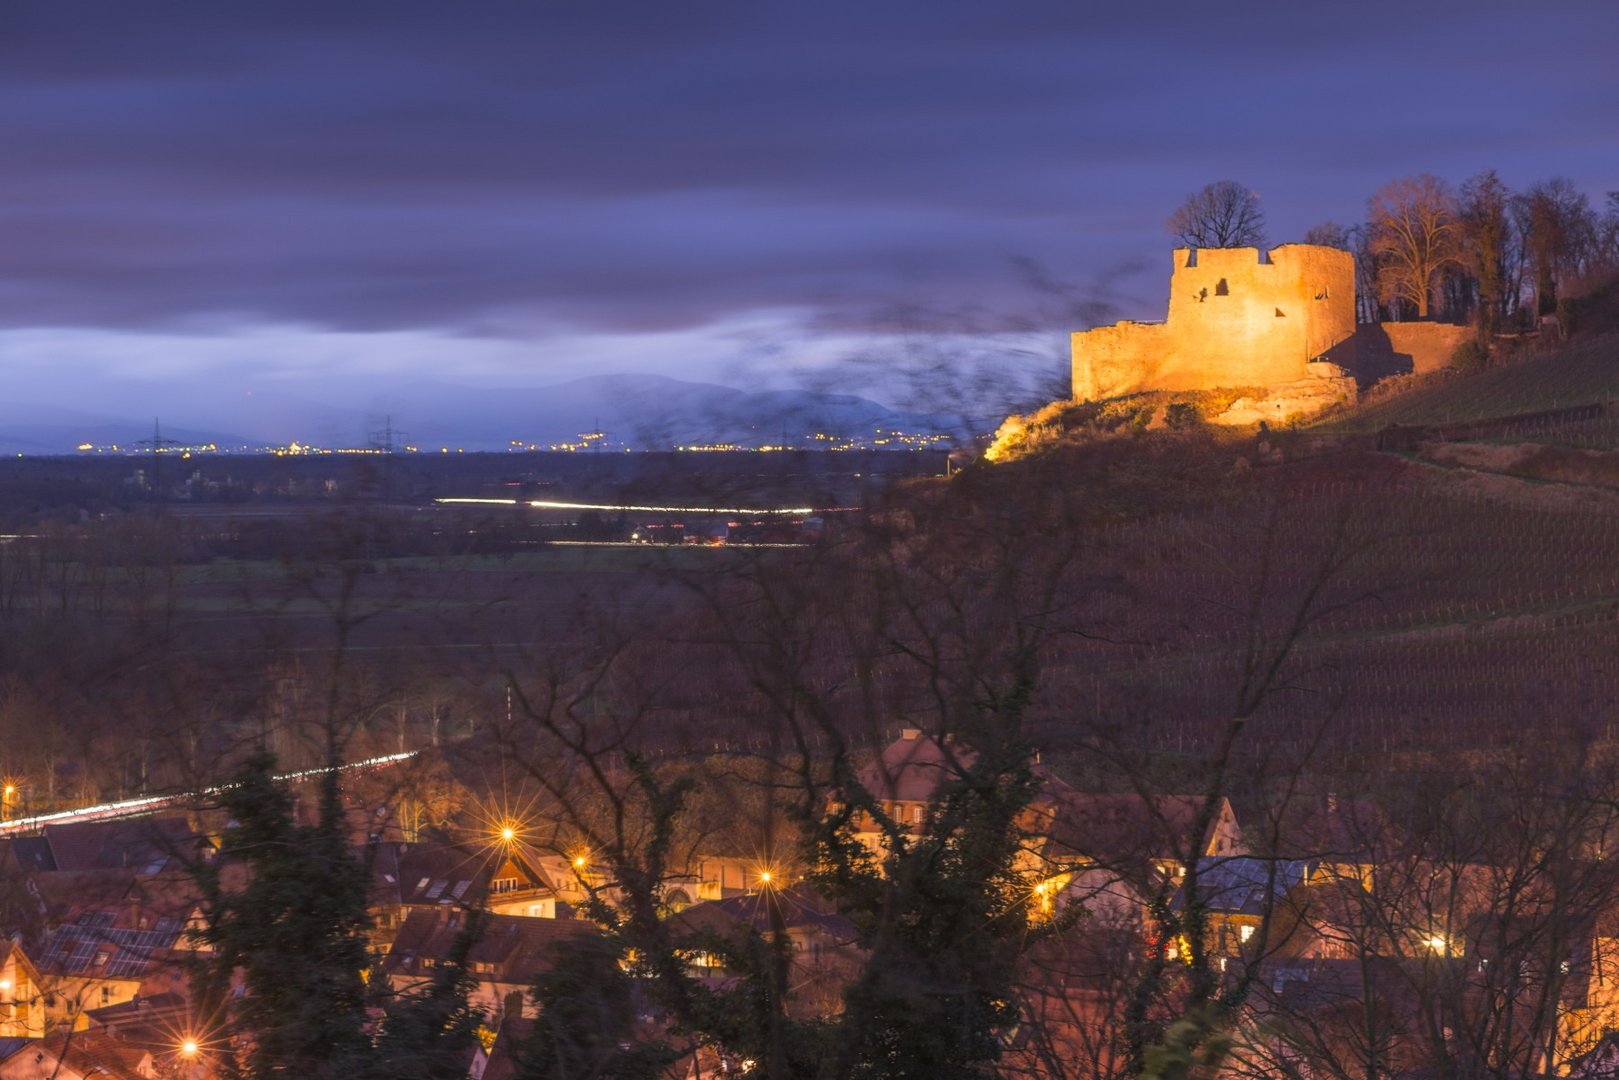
[1073,244,1357,405]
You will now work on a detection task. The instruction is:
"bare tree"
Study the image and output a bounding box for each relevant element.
[1367,174,1461,320]
[1459,170,1518,337]
[1166,181,1267,249]
[1513,177,1597,318]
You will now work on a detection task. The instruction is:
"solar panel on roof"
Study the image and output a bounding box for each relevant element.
[65,941,97,973]
[104,947,154,978]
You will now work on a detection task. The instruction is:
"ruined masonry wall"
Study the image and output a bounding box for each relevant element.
[1382,322,1474,375]
[1072,245,1357,401]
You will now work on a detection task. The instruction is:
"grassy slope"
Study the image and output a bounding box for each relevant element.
[1311,333,1619,433]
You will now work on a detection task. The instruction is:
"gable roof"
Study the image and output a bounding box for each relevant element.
[0,1030,153,1080]
[36,915,185,981]
[382,908,594,986]
[41,817,206,874]
[1041,792,1237,865]
[1171,857,1313,917]
[1269,793,1399,864]
[5,836,56,873]
[0,941,42,986]
[855,729,977,804]
[673,886,855,943]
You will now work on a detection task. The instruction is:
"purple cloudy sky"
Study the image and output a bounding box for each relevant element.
[2,1,1616,421]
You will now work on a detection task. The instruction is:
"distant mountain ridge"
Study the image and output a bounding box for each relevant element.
[0,374,971,454]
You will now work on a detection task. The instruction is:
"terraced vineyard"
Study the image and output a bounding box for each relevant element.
[1314,333,1618,433]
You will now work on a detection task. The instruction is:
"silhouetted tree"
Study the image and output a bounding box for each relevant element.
[1459,170,1517,336]
[1166,181,1267,249]
[1368,174,1461,320]
[1513,177,1596,318]
[191,752,373,1080]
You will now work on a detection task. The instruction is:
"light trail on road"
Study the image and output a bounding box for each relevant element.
[0,750,419,836]
[435,497,858,515]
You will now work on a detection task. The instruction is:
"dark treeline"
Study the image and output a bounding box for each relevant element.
[1171,174,1619,333]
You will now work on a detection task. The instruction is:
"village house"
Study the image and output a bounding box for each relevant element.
[851,728,1247,925]
[366,840,565,945]
[0,1029,154,1080]
[672,886,861,1019]
[33,911,192,1033]
[0,945,45,1040]
[381,908,595,1028]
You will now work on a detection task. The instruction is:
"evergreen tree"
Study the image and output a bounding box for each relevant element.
[191,752,374,1080]
[363,910,488,1080]
[520,931,676,1080]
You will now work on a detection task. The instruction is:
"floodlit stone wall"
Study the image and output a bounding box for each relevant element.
[1381,322,1475,375]
[1072,245,1358,401]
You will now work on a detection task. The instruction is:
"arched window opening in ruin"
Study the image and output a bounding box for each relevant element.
[1215,278,1229,296]
[1186,250,1198,268]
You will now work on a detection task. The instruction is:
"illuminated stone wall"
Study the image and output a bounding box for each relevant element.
[1072,245,1358,401]
[1381,322,1475,375]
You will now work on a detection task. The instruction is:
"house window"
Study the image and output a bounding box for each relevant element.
[1239,925,1255,944]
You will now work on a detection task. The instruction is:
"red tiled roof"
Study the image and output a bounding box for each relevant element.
[0,1029,153,1080]
[382,909,594,986]
[42,817,206,874]
[855,729,977,804]
[673,886,855,942]
[1041,792,1228,864]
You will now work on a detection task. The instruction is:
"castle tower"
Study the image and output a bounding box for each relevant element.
[1071,244,1356,403]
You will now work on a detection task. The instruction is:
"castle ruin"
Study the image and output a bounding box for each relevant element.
[1072,245,1359,422]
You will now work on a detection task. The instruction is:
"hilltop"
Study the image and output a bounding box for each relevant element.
[970,328,1619,759]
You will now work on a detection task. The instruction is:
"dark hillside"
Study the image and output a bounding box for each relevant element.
[1312,333,1619,435]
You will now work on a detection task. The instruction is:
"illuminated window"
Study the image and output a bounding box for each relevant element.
[1239,925,1255,943]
